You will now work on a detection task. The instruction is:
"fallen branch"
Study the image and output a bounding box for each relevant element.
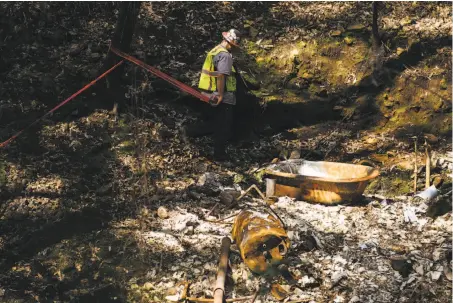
[205,185,267,223]
[425,140,430,189]
[205,202,220,218]
[205,212,241,225]
[236,184,267,202]
[250,287,260,303]
[180,281,190,301]
[232,184,287,229]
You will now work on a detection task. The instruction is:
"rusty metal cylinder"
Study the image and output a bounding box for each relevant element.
[231,209,290,277]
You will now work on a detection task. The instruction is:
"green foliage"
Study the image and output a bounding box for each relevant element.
[0,160,6,187]
[366,172,413,197]
[308,83,320,95]
[233,173,245,184]
[440,78,448,90]
[253,169,266,183]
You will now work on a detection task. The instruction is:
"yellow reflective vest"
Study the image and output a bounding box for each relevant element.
[198,45,236,92]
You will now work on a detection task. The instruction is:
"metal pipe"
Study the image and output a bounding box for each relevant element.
[266,178,276,197]
[213,237,231,303]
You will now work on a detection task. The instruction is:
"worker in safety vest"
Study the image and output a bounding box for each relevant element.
[197,29,241,161]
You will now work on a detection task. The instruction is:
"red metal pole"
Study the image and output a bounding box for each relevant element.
[110,46,212,103]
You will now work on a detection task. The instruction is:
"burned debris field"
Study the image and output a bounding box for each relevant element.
[0,2,451,303]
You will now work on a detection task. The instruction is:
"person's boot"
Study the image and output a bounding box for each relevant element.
[213,152,234,167]
[213,151,228,162]
[180,127,189,144]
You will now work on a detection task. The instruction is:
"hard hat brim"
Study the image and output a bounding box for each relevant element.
[222,32,240,47]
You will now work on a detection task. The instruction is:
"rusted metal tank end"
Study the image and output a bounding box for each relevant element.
[231,209,290,277]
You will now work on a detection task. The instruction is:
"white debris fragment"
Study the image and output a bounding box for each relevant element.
[331,270,348,285]
[334,295,345,302]
[430,270,442,281]
[333,256,348,265]
[165,294,180,302]
[161,212,199,231]
[349,296,361,303]
[417,218,428,230]
[403,206,418,223]
[415,264,424,276]
[141,231,185,252]
[299,275,317,287]
[276,196,294,206]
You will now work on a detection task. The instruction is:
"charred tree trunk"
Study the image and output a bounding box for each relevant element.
[102,1,142,113]
[372,1,381,51]
[369,1,384,87]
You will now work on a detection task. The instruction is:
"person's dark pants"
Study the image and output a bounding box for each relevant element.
[214,103,234,158]
[185,103,234,158]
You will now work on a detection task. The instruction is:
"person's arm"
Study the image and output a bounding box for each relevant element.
[213,52,233,105]
[215,74,225,105]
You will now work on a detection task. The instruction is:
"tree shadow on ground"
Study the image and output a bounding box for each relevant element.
[0,224,168,302]
[0,110,136,286]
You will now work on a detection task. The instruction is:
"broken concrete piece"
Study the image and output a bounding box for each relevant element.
[414,264,424,276]
[430,270,442,281]
[165,294,180,302]
[403,206,418,223]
